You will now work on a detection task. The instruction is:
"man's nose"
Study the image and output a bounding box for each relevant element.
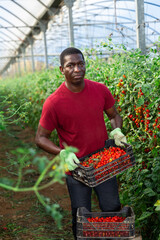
[74,64,81,72]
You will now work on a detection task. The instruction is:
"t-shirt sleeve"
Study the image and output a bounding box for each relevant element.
[39,98,58,131]
[103,85,115,110]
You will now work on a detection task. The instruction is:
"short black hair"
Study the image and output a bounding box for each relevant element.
[60,47,84,66]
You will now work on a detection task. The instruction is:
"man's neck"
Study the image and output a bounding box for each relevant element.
[65,81,85,93]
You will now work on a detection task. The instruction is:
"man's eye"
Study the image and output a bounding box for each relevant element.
[67,64,73,68]
[79,62,85,67]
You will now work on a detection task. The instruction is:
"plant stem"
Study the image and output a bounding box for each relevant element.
[5,102,27,119]
[34,155,59,188]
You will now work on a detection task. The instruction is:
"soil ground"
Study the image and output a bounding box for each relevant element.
[0,123,75,240]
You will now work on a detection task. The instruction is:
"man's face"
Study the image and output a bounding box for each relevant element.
[60,53,86,86]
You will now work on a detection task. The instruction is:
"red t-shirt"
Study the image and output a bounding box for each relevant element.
[40,79,115,158]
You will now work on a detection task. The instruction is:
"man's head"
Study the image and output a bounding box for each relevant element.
[59,47,86,92]
[60,47,84,67]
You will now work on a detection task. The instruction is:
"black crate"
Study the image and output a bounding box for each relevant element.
[73,139,135,187]
[77,206,135,239]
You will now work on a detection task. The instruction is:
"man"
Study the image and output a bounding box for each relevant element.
[35,47,126,239]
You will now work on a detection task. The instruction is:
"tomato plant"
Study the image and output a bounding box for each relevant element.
[85,41,160,239]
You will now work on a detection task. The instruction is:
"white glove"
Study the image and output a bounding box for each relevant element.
[60,149,80,171]
[110,128,127,146]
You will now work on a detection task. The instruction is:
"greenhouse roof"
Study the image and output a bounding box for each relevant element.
[0,0,160,76]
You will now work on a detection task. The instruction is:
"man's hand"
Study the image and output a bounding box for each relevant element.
[60,149,80,171]
[110,128,127,146]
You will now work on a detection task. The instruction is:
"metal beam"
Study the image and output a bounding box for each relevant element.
[0,6,31,28]
[17,57,21,76]
[0,53,60,59]
[0,16,27,37]
[11,0,43,26]
[0,24,23,43]
[22,47,26,72]
[0,37,16,50]
[40,23,49,69]
[0,31,19,49]
[28,38,35,72]
[37,0,60,17]
[64,0,75,46]
[135,0,146,54]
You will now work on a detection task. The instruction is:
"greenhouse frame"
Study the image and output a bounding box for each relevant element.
[0,0,160,77]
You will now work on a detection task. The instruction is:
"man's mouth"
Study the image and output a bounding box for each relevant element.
[73,75,82,79]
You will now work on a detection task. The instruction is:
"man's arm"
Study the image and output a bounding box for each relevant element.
[35,124,61,155]
[35,124,80,170]
[104,105,123,129]
[105,106,127,146]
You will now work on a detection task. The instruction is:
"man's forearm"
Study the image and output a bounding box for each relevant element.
[110,114,123,129]
[36,137,61,155]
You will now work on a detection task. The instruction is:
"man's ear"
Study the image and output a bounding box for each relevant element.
[59,66,64,75]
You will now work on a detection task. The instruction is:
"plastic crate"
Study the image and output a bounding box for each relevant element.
[73,139,135,187]
[77,206,135,239]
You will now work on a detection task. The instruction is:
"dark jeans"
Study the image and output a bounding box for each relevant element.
[66,175,121,240]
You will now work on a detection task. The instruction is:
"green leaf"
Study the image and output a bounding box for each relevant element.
[64,145,78,153]
[33,156,49,173]
[154,200,160,207]
[38,160,46,173]
[50,203,63,229]
[148,102,156,108]
[155,206,160,211]
[141,169,149,174]
[138,211,153,221]
[143,188,156,197]
[45,205,51,213]
[141,84,151,95]
[16,148,27,154]
[136,158,143,163]
[144,180,152,188]
[33,156,49,165]
[136,97,144,107]
[28,148,36,156]
[23,169,37,175]
[135,84,142,88]
[0,177,14,186]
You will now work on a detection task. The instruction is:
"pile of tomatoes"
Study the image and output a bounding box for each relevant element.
[87,216,126,223]
[82,215,130,238]
[80,146,132,181]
